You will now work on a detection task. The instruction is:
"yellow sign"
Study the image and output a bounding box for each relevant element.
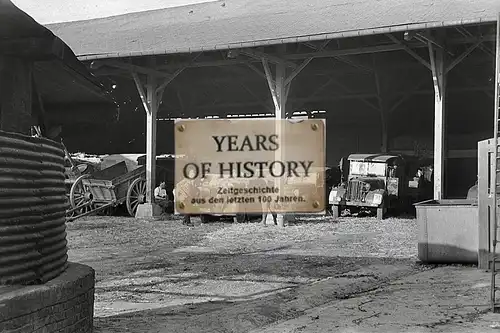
[174,118,325,214]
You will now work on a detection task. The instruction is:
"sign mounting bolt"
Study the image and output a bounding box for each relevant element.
[178,202,185,210]
[178,124,185,132]
[312,201,320,209]
[311,123,318,131]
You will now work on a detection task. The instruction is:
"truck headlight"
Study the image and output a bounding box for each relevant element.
[373,193,383,205]
[329,190,337,203]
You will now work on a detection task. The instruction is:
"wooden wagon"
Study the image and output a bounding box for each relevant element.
[67,161,147,221]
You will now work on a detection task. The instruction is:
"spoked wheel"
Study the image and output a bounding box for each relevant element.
[126,178,147,217]
[69,174,95,216]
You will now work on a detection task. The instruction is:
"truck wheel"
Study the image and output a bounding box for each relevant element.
[376,207,385,220]
[332,205,340,219]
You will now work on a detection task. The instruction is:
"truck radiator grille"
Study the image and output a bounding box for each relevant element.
[346,179,365,201]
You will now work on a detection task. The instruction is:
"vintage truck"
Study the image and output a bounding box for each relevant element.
[328,153,432,219]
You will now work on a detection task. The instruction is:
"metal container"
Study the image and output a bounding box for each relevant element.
[414,199,478,264]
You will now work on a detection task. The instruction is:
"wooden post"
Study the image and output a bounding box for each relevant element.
[145,74,158,204]
[429,42,447,200]
[259,47,316,227]
[0,57,33,134]
[478,138,493,269]
[373,57,389,153]
[132,70,162,217]
[490,12,500,272]
[262,57,288,227]
[275,61,286,227]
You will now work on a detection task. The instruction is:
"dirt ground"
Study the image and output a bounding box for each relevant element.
[66,214,500,333]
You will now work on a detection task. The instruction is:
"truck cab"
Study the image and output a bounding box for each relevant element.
[329,153,430,219]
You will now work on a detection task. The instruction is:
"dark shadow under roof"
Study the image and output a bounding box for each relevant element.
[0,0,118,122]
[46,0,500,60]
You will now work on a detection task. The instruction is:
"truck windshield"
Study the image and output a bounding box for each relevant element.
[349,161,386,177]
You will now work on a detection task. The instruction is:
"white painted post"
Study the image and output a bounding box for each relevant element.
[132,71,162,218]
[429,43,446,200]
[145,74,158,205]
[275,61,287,227]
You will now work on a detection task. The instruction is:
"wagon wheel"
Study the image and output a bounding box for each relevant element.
[126,178,147,217]
[70,174,95,216]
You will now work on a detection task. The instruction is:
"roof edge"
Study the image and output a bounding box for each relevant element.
[75,18,497,61]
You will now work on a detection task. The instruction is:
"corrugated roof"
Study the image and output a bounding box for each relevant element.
[46,0,500,60]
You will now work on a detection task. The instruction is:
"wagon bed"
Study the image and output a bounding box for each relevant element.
[67,161,147,221]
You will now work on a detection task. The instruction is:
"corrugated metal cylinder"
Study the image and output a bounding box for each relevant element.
[0,130,69,284]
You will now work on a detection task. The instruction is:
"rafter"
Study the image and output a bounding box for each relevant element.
[445,39,482,74]
[246,62,268,80]
[386,34,431,70]
[132,72,150,114]
[261,58,279,109]
[388,77,428,114]
[155,68,184,93]
[95,60,173,78]
[285,44,404,60]
[284,58,312,86]
[455,26,495,58]
[240,49,297,68]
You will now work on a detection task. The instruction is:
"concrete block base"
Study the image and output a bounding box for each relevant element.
[135,203,163,218]
[0,262,95,333]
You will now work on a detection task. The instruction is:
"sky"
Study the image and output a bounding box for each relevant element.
[12,0,215,24]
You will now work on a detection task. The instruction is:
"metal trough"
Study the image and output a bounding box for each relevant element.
[414,199,478,264]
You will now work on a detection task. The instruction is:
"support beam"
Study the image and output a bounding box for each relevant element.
[155,68,184,109]
[275,61,287,228]
[428,40,447,200]
[388,77,429,114]
[284,44,405,60]
[132,72,150,113]
[95,60,173,78]
[155,68,184,94]
[386,34,431,70]
[293,78,335,110]
[262,59,279,110]
[246,63,268,80]
[261,52,288,227]
[329,78,379,111]
[455,26,496,58]
[238,81,274,112]
[373,56,389,152]
[445,39,482,74]
[145,74,158,206]
[334,56,373,72]
[241,49,297,68]
[132,69,163,217]
[284,58,312,86]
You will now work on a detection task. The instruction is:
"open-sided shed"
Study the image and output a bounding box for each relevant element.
[46,0,500,214]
